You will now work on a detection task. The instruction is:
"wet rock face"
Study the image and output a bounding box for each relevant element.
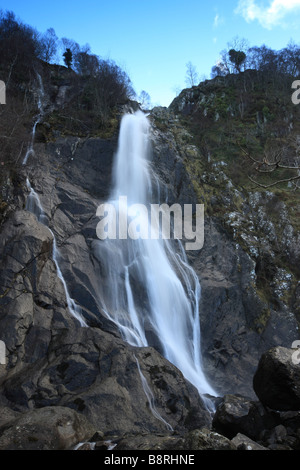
[1,323,210,436]
[0,210,69,369]
[3,126,296,391]
[44,136,117,200]
[0,205,210,441]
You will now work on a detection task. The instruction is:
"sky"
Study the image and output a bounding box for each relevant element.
[1,0,300,107]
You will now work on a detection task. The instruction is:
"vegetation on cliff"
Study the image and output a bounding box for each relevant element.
[165,66,300,330]
[0,9,135,224]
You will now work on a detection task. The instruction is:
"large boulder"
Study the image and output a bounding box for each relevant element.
[231,433,268,450]
[182,428,236,450]
[212,394,278,440]
[253,346,300,411]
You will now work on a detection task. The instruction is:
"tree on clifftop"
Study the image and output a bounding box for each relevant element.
[185,61,199,87]
[63,48,72,69]
[229,49,246,73]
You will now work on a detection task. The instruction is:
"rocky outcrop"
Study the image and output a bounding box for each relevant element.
[2,323,210,436]
[0,210,65,370]
[14,102,298,404]
[149,108,300,399]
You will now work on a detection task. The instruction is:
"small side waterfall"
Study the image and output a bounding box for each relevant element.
[23,76,87,327]
[134,355,173,431]
[23,73,45,166]
[25,180,87,326]
[94,111,216,409]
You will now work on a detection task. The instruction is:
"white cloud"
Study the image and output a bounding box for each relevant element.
[213,13,224,28]
[214,13,220,27]
[236,0,300,29]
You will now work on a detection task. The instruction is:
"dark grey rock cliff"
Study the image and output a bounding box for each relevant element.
[1,125,213,449]
[0,72,299,449]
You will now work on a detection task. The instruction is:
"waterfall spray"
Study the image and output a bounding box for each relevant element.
[94,111,216,410]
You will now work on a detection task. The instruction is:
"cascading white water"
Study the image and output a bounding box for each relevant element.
[94,111,216,408]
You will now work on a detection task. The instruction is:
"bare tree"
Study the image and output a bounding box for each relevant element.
[38,27,58,63]
[74,45,99,76]
[0,10,40,81]
[211,59,228,78]
[185,61,199,87]
[138,90,151,109]
[90,59,135,123]
[241,142,300,189]
[212,37,249,77]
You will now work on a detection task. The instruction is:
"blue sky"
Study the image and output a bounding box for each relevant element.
[1,0,300,106]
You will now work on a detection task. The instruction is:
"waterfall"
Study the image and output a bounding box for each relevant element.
[23,73,45,166]
[23,75,87,327]
[25,178,48,225]
[94,111,216,408]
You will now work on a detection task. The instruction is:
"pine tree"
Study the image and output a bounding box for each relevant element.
[63,48,73,68]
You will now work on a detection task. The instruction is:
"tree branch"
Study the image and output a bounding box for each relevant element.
[240,145,300,189]
[248,173,300,189]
